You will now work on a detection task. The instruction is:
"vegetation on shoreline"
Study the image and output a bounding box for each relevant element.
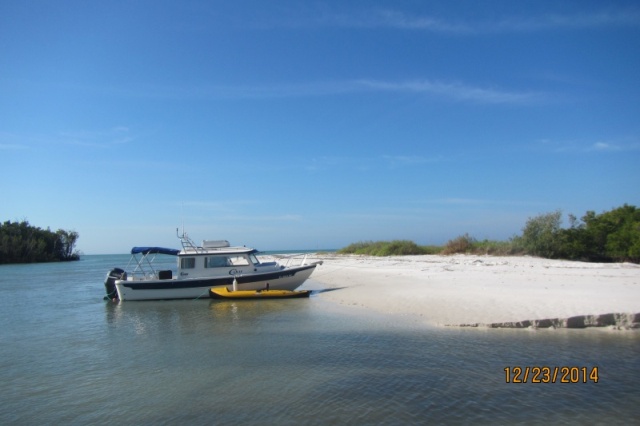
[338,204,640,263]
[0,220,80,264]
[338,240,442,256]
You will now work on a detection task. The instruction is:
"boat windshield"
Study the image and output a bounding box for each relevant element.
[249,254,260,265]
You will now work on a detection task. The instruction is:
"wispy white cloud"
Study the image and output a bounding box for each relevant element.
[0,132,35,150]
[325,8,640,34]
[90,81,356,100]
[181,200,258,212]
[587,140,640,152]
[307,154,444,172]
[491,10,640,32]
[382,155,444,168]
[338,9,472,33]
[356,79,545,105]
[537,138,640,153]
[423,198,549,207]
[109,78,542,106]
[432,198,489,205]
[306,155,383,173]
[60,127,135,148]
[219,214,303,222]
[179,201,303,227]
[237,79,543,105]
[194,1,640,35]
[234,5,640,34]
[0,126,136,151]
[0,143,30,151]
[589,141,622,152]
[183,211,302,225]
[202,82,349,99]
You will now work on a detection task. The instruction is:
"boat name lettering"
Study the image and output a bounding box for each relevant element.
[229,269,244,276]
[279,273,294,278]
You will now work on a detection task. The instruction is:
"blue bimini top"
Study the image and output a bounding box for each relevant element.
[131,247,180,256]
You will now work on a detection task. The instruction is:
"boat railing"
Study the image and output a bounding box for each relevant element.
[177,228,206,254]
[125,252,161,280]
[272,253,316,267]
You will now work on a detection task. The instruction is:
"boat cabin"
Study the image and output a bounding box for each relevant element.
[177,248,271,278]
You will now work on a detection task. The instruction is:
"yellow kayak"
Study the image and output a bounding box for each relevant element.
[209,287,312,300]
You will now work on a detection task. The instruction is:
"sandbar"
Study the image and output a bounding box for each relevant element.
[295,254,640,329]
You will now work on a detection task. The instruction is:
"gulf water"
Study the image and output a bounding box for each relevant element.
[1,255,639,425]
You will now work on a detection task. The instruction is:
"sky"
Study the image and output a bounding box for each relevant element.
[1,0,639,254]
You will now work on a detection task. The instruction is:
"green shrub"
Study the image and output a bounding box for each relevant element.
[520,210,563,258]
[442,234,476,254]
[441,235,523,255]
[559,204,640,262]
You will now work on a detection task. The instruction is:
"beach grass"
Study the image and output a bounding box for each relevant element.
[442,234,524,256]
[338,240,442,256]
[337,237,521,257]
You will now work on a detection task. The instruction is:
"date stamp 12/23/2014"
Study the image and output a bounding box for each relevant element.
[505,366,599,384]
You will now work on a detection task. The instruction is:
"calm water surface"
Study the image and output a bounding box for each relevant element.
[1,255,639,425]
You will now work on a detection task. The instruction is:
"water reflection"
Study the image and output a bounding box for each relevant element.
[104,296,316,336]
[207,298,312,322]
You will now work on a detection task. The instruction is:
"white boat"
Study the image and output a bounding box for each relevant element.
[104,230,323,301]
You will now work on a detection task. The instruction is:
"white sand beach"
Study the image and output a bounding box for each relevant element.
[297,254,640,329]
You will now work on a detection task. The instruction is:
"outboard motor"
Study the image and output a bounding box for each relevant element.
[104,268,127,300]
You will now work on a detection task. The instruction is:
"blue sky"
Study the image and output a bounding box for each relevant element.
[2,0,639,254]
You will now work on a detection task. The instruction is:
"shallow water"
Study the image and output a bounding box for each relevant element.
[1,255,639,424]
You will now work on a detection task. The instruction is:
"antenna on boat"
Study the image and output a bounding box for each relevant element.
[181,201,185,238]
[177,201,190,241]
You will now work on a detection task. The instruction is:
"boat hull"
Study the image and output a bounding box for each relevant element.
[209,287,311,299]
[114,263,318,301]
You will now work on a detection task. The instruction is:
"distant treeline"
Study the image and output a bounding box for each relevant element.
[339,204,640,263]
[0,220,80,264]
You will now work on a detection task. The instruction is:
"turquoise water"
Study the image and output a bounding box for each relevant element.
[1,255,639,425]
